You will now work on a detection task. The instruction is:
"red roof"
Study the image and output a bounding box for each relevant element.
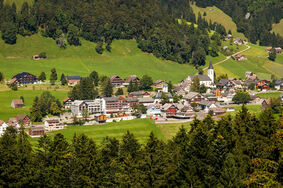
[12,99,24,106]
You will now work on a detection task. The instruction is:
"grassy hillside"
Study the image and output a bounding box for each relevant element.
[272,19,283,37]
[29,119,165,146]
[0,34,197,83]
[190,3,246,39]
[0,89,68,121]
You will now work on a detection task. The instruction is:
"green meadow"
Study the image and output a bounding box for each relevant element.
[0,89,68,121]
[256,92,282,99]
[29,119,165,146]
[0,34,197,83]
[272,19,283,37]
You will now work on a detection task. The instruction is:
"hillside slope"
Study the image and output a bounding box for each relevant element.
[0,34,197,83]
[272,19,283,37]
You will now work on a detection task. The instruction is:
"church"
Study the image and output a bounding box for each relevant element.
[187,61,215,88]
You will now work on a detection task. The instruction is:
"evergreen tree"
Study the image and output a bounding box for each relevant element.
[1,22,17,44]
[50,102,60,115]
[89,71,99,86]
[139,75,153,90]
[102,78,113,97]
[50,68,57,85]
[0,72,4,82]
[127,80,133,93]
[39,72,46,82]
[115,88,123,96]
[67,24,80,46]
[219,153,240,187]
[60,73,67,85]
[133,81,139,92]
[268,48,277,61]
[190,76,200,92]
[30,96,43,122]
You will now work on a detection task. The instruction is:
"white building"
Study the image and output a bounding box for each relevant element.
[0,120,8,136]
[71,99,106,117]
[187,61,214,88]
[44,119,64,131]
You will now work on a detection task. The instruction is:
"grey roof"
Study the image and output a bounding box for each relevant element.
[103,97,118,102]
[217,79,229,86]
[126,97,138,102]
[184,92,199,99]
[208,60,213,69]
[161,103,176,111]
[190,75,212,82]
[153,91,172,99]
[138,97,154,103]
[275,78,283,85]
[67,76,81,80]
[198,100,213,106]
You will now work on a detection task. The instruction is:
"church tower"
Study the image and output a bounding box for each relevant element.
[208,60,214,83]
[162,80,168,93]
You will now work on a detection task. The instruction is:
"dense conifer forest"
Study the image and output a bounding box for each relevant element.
[0,106,282,187]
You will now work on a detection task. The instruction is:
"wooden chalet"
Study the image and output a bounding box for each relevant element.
[29,125,45,137]
[125,75,140,85]
[183,92,205,104]
[110,75,124,87]
[256,80,270,91]
[16,114,31,127]
[66,76,81,86]
[11,99,24,109]
[95,114,107,123]
[8,72,38,86]
[63,97,73,109]
[161,104,178,118]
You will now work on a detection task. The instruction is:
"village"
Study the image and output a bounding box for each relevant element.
[1,58,283,138]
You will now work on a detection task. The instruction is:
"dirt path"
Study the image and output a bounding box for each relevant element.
[203,44,251,71]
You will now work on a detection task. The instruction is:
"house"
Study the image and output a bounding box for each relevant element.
[203,94,218,102]
[16,114,31,127]
[187,61,215,87]
[29,125,45,137]
[147,105,162,116]
[128,91,150,98]
[223,46,229,51]
[218,89,236,102]
[275,47,282,54]
[210,108,227,116]
[8,118,20,128]
[8,72,38,86]
[33,55,40,60]
[71,99,106,117]
[225,34,233,40]
[279,93,283,101]
[234,37,244,45]
[256,80,270,91]
[63,97,73,109]
[153,80,164,88]
[217,79,236,90]
[173,86,186,96]
[153,90,173,104]
[44,119,64,131]
[0,120,8,136]
[183,92,205,104]
[175,106,195,119]
[11,99,24,108]
[275,78,283,90]
[124,75,140,85]
[161,104,178,118]
[198,100,218,112]
[261,98,271,110]
[266,47,272,52]
[234,54,247,61]
[66,76,81,86]
[110,75,124,87]
[232,80,243,89]
[103,96,138,114]
[95,114,107,123]
[138,97,154,107]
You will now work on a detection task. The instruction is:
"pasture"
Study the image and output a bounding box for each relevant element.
[272,19,283,37]
[29,118,165,146]
[0,34,197,84]
[0,89,68,121]
[256,92,282,99]
[156,122,191,140]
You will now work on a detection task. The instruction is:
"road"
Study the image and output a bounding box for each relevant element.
[203,44,251,71]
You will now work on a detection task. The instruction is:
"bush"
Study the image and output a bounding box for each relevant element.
[39,52,47,59]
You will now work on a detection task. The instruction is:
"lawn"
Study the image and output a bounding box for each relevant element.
[156,122,191,140]
[256,92,282,99]
[225,105,262,116]
[29,118,165,146]
[0,89,68,121]
[272,19,283,37]
[0,34,197,83]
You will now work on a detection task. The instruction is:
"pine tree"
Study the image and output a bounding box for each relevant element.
[39,72,46,82]
[133,81,139,91]
[219,153,240,187]
[89,71,99,86]
[268,48,277,61]
[60,73,67,85]
[127,80,133,93]
[102,78,113,97]
[30,96,43,122]
[50,68,57,85]
[0,72,4,82]
[115,88,123,96]
[190,76,200,92]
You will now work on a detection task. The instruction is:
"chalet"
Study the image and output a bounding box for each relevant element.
[11,99,24,108]
[110,75,124,87]
[275,78,283,90]
[16,114,31,127]
[203,94,218,102]
[128,91,150,98]
[256,80,270,91]
[44,119,64,131]
[71,99,106,117]
[8,118,20,128]
[183,92,205,104]
[126,97,139,107]
[32,55,40,60]
[232,80,243,89]
[198,100,218,112]
[153,80,164,88]
[210,108,226,116]
[8,72,38,86]
[138,97,154,107]
[29,125,45,137]
[66,76,81,86]
[275,47,282,54]
[161,104,178,118]
[225,34,233,40]
[95,114,107,123]
[63,97,73,109]
[217,79,235,90]
[173,86,186,96]
[103,96,138,114]
[124,75,140,85]
[153,91,173,104]
[234,37,244,45]
[234,54,247,61]
[175,106,195,119]
[261,98,271,110]
[0,120,8,136]
[147,105,162,116]
[218,89,236,102]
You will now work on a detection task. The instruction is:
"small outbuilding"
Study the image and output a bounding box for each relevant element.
[11,99,24,108]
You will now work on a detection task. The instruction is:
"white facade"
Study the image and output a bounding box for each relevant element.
[71,99,106,117]
[0,122,8,136]
[208,68,214,84]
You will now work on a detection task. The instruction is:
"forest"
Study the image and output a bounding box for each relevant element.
[0,0,227,67]
[0,106,282,187]
[194,0,283,47]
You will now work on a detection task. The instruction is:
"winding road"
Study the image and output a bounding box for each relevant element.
[203,44,251,71]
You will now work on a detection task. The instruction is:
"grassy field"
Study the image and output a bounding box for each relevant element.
[0,34,197,83]
[156,122,191,140]
[29,118,165,146]
[256,92,282,99]
[225,105,262,116]
[0,89,68,121]
[272,19,283,37]
[190,3,245,39]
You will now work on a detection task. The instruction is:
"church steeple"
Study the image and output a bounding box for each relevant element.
[208,60,214,83]
[208,60,213,69]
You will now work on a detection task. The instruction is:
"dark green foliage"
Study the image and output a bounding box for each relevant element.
[95,42,104,54]
[20,96,24,103]
[60,73,67,85]
[127,80,134,93]
[0,72,4,82]
[1,22,17,44]
[199,84,207,93]
[139,75,153,90]
[191,48,206,67]
[69,77,98,100]
[102,78,113,97]
[190,76,200,92]
[50,68,57,85]
[39,72,46,82]
[39,52,46,59]
[115,88,123,96]
[89,71,99,86]
[9,83,17,91]
[232,91,251,104]
[269,48,277,61]
[248,83,255,90]
[67,24,80,46]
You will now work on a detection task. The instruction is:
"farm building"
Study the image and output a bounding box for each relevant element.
[66,76,81,86]
[11,99,24,108]
[16,114,31,127]
[44,119,64,131]
[234,37,244,45]
[235,54,247,61]
[124,75,140,85]
[29,125,45,137]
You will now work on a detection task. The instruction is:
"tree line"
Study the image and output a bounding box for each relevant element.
[0,106,282,186]
[0,0,227,67]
